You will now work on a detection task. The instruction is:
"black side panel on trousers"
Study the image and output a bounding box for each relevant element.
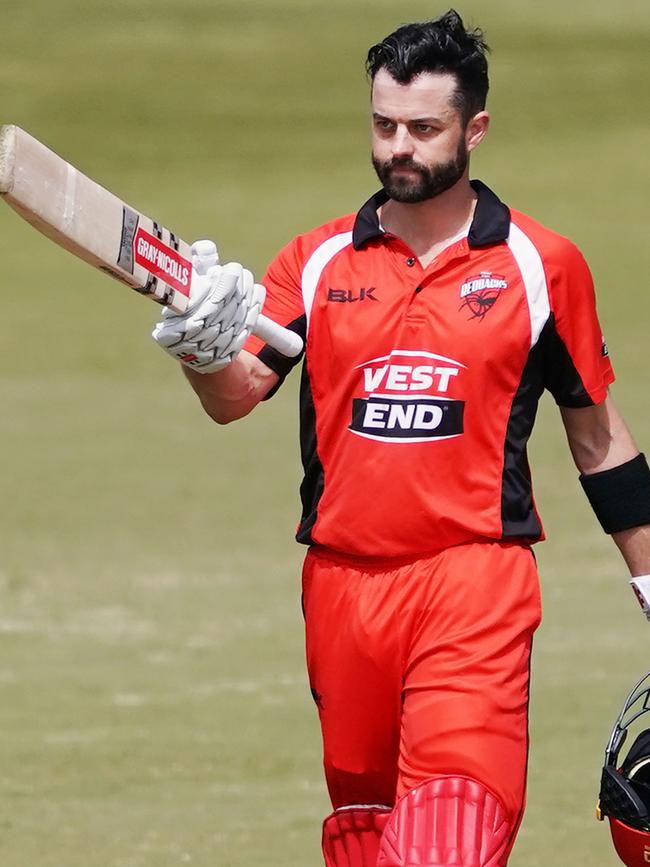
[296,361,325,545]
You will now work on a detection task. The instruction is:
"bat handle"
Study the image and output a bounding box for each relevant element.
[253,314,304,358]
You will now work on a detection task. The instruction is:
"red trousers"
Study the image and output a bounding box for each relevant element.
[302,541,541,834]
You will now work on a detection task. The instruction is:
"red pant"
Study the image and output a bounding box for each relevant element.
[302,541,541,833]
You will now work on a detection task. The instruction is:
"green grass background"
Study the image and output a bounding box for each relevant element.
[1,1,649,864]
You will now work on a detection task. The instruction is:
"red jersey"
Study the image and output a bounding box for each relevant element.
[246,181,615,557]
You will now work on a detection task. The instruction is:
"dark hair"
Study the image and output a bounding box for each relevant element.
[366,9,490,124]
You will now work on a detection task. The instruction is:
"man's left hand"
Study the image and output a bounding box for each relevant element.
[152,240,266,374]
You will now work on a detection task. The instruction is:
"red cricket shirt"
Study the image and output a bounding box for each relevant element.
[246,181,615,557]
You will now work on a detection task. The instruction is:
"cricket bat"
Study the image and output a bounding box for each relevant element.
[0,125,303,358]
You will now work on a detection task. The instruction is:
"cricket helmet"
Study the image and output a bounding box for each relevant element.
[599,671,650,866]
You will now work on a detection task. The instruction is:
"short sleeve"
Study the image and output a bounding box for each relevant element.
[542,241,615,407]
[244,236,307,396]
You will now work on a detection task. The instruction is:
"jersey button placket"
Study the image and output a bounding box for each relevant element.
[402,255,425,316]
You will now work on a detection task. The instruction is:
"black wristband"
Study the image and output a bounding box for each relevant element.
[580,453,650,534]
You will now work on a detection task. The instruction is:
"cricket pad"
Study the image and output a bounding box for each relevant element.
[377,776,510,867]
[322,805,392,867]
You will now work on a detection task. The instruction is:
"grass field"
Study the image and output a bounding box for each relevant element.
[1,1,649,864]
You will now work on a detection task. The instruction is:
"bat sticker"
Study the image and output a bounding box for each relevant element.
[117,206,139,273]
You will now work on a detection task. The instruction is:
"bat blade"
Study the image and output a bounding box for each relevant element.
[0,125,303,357]
[0,124,192,311]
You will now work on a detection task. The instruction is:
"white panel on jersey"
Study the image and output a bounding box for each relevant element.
[301,231,353,327]
[506,223,551,348]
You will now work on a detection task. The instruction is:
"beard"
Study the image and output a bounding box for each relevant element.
[372,137,468,204]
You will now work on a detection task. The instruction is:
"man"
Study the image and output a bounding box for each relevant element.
[152,10,650,867]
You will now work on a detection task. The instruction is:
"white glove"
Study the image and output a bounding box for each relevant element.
[152,240,266,374]
[630,575,650,620]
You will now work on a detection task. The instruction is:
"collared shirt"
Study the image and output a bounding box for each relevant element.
[245,181,614,558]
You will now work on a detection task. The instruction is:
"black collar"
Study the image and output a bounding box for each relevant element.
[351,179,511,250]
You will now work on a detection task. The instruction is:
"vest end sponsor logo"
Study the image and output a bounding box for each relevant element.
[328,287,379,303]
[134,228,191,296]
[350,396,464,442]
[363,361,459,393]
[459,272,508,321]
[351,350,466,443]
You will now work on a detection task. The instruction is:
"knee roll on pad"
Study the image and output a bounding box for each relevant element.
[322,805,392,867]
[377,776,511,867]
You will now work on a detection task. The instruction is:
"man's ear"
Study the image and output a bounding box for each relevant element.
[466,111,490,153]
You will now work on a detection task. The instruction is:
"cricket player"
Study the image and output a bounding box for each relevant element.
[152,10,650,866]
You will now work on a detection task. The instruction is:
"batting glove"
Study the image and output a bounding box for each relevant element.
[152,240,266,374]
[631,575,650,620]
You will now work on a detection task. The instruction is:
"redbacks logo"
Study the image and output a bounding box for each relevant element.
[459,272,508,320]
[134,229,192,296]
[349,349,466,443]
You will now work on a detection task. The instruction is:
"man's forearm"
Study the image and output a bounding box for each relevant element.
[618,526,650,622]
[182,349,279,424]
[560,397,639,474]
[561,396,650,577]
[612,525,650,576]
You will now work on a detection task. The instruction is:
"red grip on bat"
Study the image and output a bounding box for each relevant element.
[322,806,392,867]
[377,776,511,867]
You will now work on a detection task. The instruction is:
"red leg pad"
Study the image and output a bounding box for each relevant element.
[377,776,511,867]
[323,806,392,867]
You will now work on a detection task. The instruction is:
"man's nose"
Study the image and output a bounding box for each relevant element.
[391,126,415,158]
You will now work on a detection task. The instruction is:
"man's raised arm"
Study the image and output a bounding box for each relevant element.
[151,239,281,424]
[182,351,279,425]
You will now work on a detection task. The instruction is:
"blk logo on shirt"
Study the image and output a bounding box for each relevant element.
[327,287,379,303]
[349,350,465,443]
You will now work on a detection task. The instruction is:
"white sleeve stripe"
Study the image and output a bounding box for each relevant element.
[506,222,551,349]
[301,231,354,327]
